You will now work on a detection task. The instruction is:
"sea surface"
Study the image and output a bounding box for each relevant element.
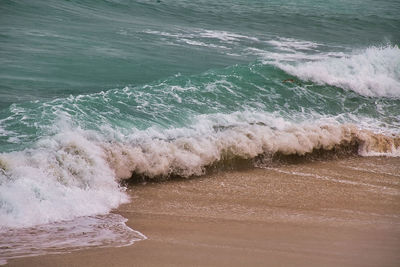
[0,0,399,262]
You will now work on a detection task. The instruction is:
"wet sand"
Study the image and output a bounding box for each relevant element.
[7,156,400,266]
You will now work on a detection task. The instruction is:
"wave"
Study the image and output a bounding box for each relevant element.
[1,27,399,229]
[3,48,400,153]
[1,112,399,229]
[102,115,400,179]
[103,117,400,179]
[0,130,128,228]
[274,45,400,98]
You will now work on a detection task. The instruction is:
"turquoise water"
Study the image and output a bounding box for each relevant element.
[0,0,400,230]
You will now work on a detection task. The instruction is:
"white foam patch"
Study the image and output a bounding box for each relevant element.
[0,129,128,229]
[266,37,321,52]
[250,47,346,64]
[275,45,400,97]
[143,28,259,51]
[198,29,259,42]
[180,39,228,49]
[0,125,5,137]
[0,213,146,264]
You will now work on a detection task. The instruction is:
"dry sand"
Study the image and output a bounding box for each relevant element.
[7,156,400,266]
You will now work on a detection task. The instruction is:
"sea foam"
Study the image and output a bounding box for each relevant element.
[0,129,128,229]
[0,214,146,264]
[275,45,400,98]
[102,113,400,179]
[2,114,399,229]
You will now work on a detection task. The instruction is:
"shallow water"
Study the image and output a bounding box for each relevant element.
[0,214,146,264]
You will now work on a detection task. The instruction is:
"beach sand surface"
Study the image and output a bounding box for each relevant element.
[7,156,400,266]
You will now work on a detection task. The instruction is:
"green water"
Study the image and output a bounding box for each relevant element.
[1,0,400,151]
[0,0,399,230]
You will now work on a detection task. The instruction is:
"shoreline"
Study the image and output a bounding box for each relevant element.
[7,156,400,266]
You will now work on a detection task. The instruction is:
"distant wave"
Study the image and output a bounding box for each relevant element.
[275,45,400,98]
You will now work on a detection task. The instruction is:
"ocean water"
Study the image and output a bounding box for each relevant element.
[0,0,400,261]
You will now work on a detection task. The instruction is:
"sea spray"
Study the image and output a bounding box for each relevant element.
[1,112,399,230]
[274,45,400,97]
[0,129,128,228]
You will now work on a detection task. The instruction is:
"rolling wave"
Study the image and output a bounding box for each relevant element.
[1,112,399,229]
[275,45,400,97]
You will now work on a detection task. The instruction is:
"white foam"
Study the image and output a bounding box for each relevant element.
[180,38,228,49]
[250,46,346,63]
[143,28,258,50]
[275,45,400,97]
[198,29,259,42]
[0,128,128,229]
[0,214,146,264]
[0,126,6,137]
[266,37,321,52]
[0,112,398,231]
[100,112,400,179]
[144,29,399,99]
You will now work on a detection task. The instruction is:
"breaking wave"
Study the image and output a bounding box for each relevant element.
[1,113,399,229]
[0,130,128,228]
[275,45,400,97]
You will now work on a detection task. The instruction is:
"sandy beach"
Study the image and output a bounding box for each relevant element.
[7,156,400,266]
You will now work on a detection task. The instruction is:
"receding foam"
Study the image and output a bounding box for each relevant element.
[0,213,146,264]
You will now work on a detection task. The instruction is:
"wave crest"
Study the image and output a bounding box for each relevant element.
[1,116,399,229]
[104,122,400,179]
[275,45,400,98]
